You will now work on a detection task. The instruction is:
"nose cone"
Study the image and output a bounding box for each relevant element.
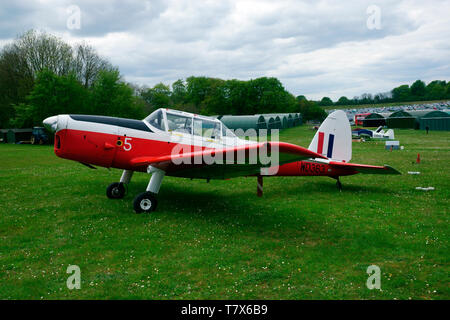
[43,116,58,132]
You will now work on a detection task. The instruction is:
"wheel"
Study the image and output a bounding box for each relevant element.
[106,182,126,199]
[133,192,158,213]
[38,138,44,145]
[31,136,36,145]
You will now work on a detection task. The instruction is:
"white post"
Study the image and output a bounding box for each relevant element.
[146,166,165,194]
[120,170,133,184]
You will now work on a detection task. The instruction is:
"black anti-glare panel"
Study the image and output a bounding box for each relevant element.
[69,115,152,132]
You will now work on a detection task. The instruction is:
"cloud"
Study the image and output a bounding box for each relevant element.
[0,0,449,100]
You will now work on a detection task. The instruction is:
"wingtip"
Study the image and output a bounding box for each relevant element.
[384,165,402,175]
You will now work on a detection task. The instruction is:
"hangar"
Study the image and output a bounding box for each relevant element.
[219,115,267,132]
[386,110,418,129]
[362,113,386,127]
[419,110,450,131]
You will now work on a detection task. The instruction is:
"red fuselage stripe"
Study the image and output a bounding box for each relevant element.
[317,132,324,154]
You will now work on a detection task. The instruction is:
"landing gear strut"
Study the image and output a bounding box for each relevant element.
[106,168,165,213]
[133,166,165,213]
[257,176,263,197]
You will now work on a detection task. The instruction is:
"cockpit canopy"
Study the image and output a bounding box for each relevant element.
[144,108,236,138]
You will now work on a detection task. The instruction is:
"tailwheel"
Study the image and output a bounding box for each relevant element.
[133,192,158,213]
[336,177,342,191]
[106,182,126,199]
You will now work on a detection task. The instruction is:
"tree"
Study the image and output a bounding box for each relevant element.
[73,42,113,88]
[336,96,350,106]
[22,69,88,126]
[425,80,446,100]
[374,92,390,103]
[360,93,373,104]
[0,40,35,127]
[171,79,187,104]
[410,80,426,98]
[391,85,411,102]
[319,97,333,106]
[90,69,144,119]
[15,30,74,78]
[246,77,295,114]
[186,76,211,108]
[298,99,327,121]
[141,83,171,110]
[221,79,247,115]
[0,29,114,128]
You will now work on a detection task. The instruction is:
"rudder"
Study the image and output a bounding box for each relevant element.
[308,110,352,162]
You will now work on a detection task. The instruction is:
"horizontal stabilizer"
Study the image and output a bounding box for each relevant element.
[328,161,401,175]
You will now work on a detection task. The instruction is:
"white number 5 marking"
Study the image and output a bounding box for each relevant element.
[124,137,132,151]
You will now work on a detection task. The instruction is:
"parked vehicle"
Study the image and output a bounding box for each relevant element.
[31,127,49,145]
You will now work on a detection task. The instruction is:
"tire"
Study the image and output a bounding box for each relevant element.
[106,182,126,199]
[133,192,158,213]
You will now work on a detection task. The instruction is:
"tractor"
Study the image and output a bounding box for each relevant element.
[31,126,49,145]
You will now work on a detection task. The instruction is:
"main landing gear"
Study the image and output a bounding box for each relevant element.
[133,192,158,213]
[106,167,165,214]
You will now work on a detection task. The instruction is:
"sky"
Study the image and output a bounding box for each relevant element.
[1,0,449,100]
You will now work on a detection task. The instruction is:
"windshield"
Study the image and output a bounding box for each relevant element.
[145,110,166,131]
[166,113,193,134]
[145,109,236,138]
[194,119,221,139]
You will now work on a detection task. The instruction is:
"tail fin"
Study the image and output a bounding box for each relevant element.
[308,110,352,162]
[385,129,394,140]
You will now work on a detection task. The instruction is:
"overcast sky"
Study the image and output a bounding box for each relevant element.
[1,0,449,100]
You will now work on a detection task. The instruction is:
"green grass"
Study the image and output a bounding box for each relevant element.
[0,126,448,299]
[322,99,450,110]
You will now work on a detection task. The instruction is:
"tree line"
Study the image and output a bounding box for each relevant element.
[0,30,147,128]
[0,30,328,129]
[7,30,449,129]
[317,80,450,107]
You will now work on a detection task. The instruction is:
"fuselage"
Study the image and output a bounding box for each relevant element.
[44,110,355,178]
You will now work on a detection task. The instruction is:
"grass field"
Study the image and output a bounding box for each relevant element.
[0,126,448,299]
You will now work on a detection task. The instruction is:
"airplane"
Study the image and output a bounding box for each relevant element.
[352,126,395,140]
[43,108,400,213]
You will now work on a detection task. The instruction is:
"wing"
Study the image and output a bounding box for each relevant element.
[130,142,327,179]
[328,161,401,175]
